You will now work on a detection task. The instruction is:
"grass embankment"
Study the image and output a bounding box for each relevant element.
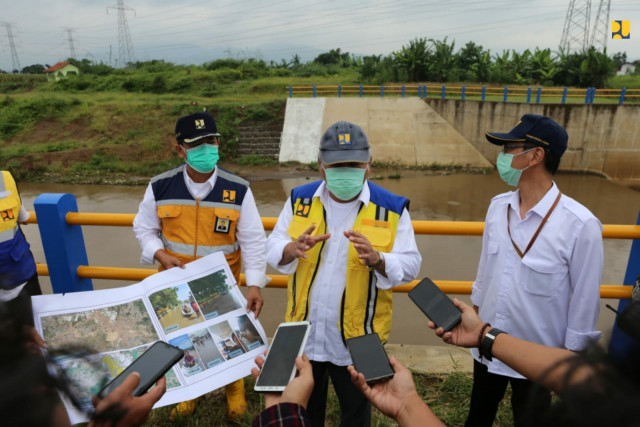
[145,373,514,426]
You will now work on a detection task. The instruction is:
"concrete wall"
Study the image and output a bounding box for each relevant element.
[280,97,492,168]
[427,99,640,186]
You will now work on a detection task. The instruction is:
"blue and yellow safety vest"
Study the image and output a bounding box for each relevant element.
[151,165,248,281]
[0,171,37,289]
[285,180,408,344]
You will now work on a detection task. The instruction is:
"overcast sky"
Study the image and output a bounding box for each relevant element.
[1,0,639,72]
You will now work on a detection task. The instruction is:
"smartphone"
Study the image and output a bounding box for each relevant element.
[254,321,310,393]
[347,333,394,384]
[97,341,184,399]
[409,277,462,332]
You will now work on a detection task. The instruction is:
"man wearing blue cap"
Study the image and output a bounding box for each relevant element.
[266,121,421,427]
[467,114,603,426]
[133,111,269,419]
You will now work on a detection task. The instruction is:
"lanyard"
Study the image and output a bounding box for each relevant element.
[507,192,562,258]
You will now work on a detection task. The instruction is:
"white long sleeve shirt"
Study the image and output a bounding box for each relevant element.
[471,182,603,378]
[265,181,422,365]
[133,167,269,288]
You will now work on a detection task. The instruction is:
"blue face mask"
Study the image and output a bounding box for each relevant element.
[183,144,219,173]
[496,149,534,187]
[324,166,367,201]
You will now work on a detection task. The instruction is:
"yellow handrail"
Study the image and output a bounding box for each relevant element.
[27,210,638,298]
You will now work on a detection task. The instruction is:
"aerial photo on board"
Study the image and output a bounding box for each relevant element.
[41,299,158,353]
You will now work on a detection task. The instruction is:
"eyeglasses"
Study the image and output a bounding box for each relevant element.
[502,144,535,154]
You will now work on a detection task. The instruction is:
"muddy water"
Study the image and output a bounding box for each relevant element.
[18,170,640,347]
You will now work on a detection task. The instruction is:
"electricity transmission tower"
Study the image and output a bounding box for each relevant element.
[561,0,592,52]
[107,0,136,67]
[1,22,21,72]
[62,27,77,59]
[590,0,611,51]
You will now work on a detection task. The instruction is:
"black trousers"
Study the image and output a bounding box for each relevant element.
[5,273,42,327]
[307,361,371,427]
[466,360,551,427]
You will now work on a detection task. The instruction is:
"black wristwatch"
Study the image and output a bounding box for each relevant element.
[368,251,384,271]
[479,328,507,361]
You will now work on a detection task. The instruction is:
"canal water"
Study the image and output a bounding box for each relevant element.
[19,170,640,347]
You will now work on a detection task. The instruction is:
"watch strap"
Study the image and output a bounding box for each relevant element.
[368,251,384,271]
[479,328,506,361]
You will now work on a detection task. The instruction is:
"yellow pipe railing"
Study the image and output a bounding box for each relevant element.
[28,211,637,299]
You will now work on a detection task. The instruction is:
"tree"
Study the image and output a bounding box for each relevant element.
[429,37,456,82]
[149,288,180,312]
[578,47,614,88]
[393,38,431,82]
[530,48,558,85]
[21,64,45,74]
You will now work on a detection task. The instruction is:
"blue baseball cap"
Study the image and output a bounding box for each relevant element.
[485,114,568,157]
[175,112,221,144]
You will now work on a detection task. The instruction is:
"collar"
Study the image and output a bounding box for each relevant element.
[182,165,217,189]
[315,180,370,207]
[508,182,559,219]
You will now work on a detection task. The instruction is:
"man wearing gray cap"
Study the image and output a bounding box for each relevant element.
[266,121,421,426]
[467,114,603,426]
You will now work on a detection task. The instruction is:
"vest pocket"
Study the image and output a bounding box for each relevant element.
[358,224,392,251]
[287,216,314,240]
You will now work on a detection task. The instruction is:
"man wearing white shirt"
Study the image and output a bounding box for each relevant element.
[133,112,269,420]
[468,114,603,426]
[266,121,421,427]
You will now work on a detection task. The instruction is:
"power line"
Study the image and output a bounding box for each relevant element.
[107,0,136,67]
[1,22,22,72]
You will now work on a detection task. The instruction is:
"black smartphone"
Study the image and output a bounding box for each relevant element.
[254,321,310,393]
[409,277,462,332]
[97,341,184,399]
[347,333,394,384]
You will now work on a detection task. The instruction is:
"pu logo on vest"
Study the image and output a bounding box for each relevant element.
[295,201,311,217]
[1,209,14,221]
[223,190,236,203]
[215,217,231,234]
[195,119,206,129]
[338,133,351,145]
[612,20,630,39]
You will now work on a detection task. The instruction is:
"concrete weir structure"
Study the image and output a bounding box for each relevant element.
[279,97,493,168]
[280,97,640,188]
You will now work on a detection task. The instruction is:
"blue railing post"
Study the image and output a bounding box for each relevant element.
[401,85,405,98]
[359,84,363,97]
[526,87,532,104]
[585,87,590,104]
[381,84,384,97]
[461,85,466,100]
[619,87,627,104]
[536,86,542,104]
[503,86,508,102]
[608,210,640,362]
[34,193,93,294]
[562,87,568,104]
[417,84,422,98]
[312,85,316,98]
[481,85,486,101]
[338,84,342,98]
[289,85,292,98]
[441,85,446,99]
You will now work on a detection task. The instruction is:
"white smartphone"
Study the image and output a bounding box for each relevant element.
[254,321,310,393]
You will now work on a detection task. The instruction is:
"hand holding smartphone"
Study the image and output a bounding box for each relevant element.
[254,321,310,393]
[97,341,183,399]
[347,333,394,385]
[409,277,462,332]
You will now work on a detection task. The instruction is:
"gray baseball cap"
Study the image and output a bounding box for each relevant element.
[319,121,371,165]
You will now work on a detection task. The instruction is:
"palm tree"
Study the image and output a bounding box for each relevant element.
[393,38,431,82]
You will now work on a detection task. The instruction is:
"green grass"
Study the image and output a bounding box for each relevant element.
[143,371,513,426]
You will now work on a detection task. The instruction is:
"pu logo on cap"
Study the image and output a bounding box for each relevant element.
[338,133,351,145]
[223,190,236,203]
[195,119,206,129]
[612,20,630,39]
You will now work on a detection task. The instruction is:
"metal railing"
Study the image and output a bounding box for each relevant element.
[27,208,640,299]
[288,84,640,105]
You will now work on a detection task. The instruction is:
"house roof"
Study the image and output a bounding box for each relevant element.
[43,61,71,73]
